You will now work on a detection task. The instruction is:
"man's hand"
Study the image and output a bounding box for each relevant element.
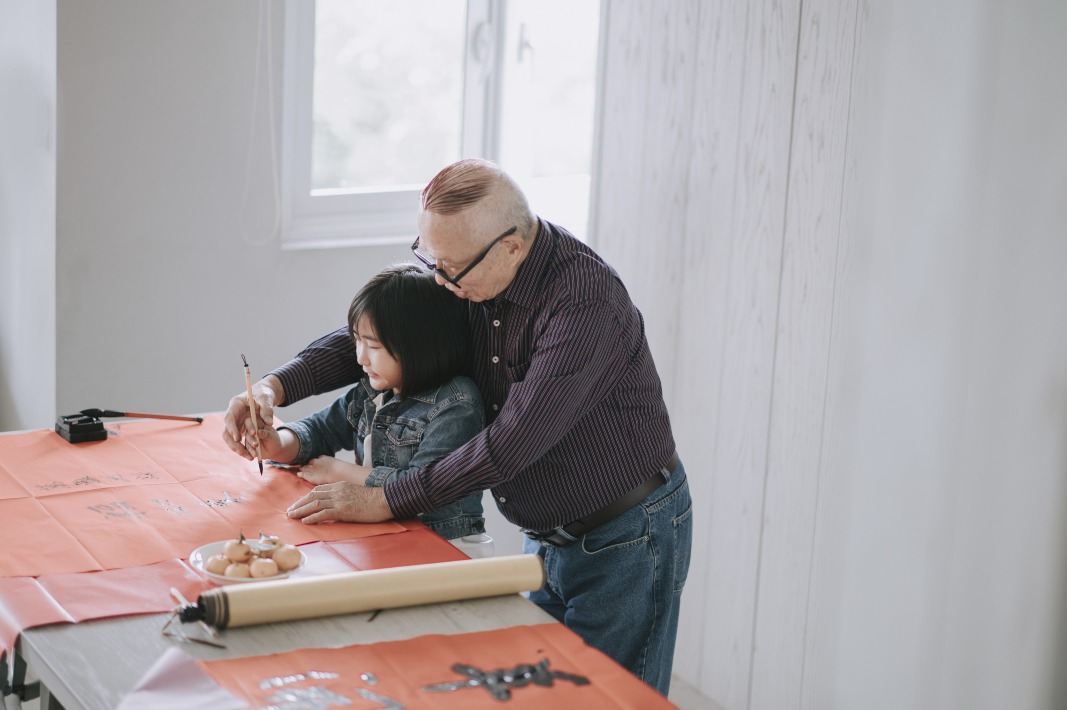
[222,375,285,460]
[287,482,392,524]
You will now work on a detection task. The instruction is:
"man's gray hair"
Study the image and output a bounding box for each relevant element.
[421,159,536,243]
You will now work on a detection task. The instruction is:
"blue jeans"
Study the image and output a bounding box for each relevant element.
[524,458,693,696]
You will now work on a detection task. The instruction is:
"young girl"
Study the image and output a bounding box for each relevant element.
[255,264,491,555]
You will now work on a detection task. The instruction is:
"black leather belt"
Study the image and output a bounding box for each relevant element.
[525,450,680,548]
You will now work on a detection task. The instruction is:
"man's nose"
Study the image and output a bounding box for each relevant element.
[435,272,461,292]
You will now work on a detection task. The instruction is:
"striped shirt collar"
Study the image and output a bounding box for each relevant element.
[495,217,555,309]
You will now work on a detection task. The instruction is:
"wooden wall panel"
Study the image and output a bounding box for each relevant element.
[693,1,800,706]
[590,0,652,274]
[593,0,699,372]
[826,5,1008,709]
[799,1,868,707]
[592,1,810,706]
[670,0,750,692]
[631,0,699,367]
[748,0,857,708]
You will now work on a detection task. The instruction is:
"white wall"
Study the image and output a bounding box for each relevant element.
[592,1,1067,709]
[54,1,398,425]
[0,0,56,431]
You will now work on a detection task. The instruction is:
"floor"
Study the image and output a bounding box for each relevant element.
[669,674,724,709]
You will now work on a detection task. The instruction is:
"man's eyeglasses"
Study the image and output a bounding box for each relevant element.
[411,226,517,287]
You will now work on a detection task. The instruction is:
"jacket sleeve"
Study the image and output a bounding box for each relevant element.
[279,387,363,464]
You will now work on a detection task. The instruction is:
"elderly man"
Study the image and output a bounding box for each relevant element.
[223,158,692,695]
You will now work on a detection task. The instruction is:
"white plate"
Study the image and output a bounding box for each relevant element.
[188,540,306,585]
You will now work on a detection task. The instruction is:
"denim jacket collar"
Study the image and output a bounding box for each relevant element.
[357,379,442,408]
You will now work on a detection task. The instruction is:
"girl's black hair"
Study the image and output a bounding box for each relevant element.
[347,264,470,397]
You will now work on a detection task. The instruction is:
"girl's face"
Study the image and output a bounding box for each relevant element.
[353,316,402,394]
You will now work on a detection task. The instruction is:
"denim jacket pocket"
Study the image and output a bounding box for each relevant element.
[382,417,425,468]
[385,417,424,446]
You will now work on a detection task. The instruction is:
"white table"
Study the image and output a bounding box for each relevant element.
[16,593,555,710]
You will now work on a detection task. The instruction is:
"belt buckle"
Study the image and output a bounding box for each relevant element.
[539,534,565,548]
[522,528,549,543]
[522,528,569,548]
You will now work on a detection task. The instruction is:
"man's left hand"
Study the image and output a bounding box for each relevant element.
[287,482,392,524]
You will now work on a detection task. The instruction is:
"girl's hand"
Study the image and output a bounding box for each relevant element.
[297,456,370,486]
[243,426,299,465]
[256,426,288,461]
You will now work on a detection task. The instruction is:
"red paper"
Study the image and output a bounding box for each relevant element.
[0,415,406,578]
[0,498,102,576]
[0,462,29,500]
[0,428,178,496]
[199,623,673,709]
[327,526,469,570]
[37,559,213,621]
[0,577,74,652]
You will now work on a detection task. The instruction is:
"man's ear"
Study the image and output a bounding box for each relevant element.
[502,234,525,262]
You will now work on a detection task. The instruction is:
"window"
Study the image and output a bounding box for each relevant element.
[282,1,600,248]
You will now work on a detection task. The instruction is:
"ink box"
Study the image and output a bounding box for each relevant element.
[55,414,108,443]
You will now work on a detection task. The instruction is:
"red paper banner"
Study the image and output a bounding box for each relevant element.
[0,415,407,578]
[200,623,673,709]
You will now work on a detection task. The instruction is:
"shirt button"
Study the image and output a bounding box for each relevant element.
[491,404,499,411]
[493,319,501,327]
[491,356,500,364]
[498,496,507,503]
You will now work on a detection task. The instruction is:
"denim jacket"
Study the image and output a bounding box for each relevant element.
[280,375,485,540]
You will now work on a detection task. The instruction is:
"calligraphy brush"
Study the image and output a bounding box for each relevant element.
[79,409,203,423]
[241,354,264,474]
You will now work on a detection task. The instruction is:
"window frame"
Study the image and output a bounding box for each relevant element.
[281,0,503,249]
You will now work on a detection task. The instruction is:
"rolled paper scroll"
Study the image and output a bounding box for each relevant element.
[191,554,545,629]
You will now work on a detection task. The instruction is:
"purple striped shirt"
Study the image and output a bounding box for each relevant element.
[270,220,675,530]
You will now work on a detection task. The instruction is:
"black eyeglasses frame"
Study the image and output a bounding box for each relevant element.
[410,226,518,287]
